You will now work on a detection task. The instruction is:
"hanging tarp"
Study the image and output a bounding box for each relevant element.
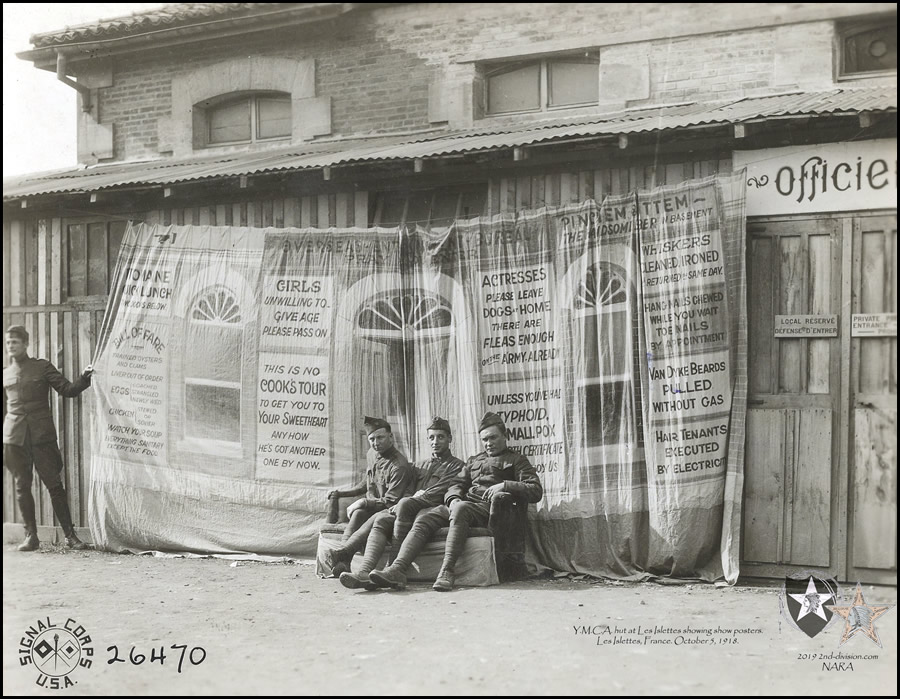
[89,171,746,582]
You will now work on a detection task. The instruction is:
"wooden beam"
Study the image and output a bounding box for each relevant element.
[89,193,99,203]
[322,166,332,181]
[20,200,27,209]
[163,187,173,198]
[513,147,529,161]
[239,175,250,189]
[618,134,628,150]
[413,158,424,173]
[734,123,747,139]
[858,112,873,128]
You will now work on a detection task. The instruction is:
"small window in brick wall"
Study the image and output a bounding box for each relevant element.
[484,53,599,116]
[838,18,897,78]
[195,91,291,147]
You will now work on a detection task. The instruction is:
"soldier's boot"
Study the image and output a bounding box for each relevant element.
[370,524,433,590]
[64,527,90,551]
[322,547,350,577]
[433,522,469,592]
[16,489,39,552]
[18,524,40,552]
[46,488,88,550]
[340,529,388,591]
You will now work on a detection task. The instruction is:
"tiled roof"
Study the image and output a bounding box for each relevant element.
[30,3,339,47]
[4,87,896,201]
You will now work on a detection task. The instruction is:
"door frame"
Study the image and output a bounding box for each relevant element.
[741,210,896,584]
[846,212,897,586]
[741,212,848,581]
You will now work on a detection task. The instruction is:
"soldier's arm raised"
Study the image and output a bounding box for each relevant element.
[44,361,91,398]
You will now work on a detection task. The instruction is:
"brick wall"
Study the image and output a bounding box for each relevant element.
[82,2,894,163]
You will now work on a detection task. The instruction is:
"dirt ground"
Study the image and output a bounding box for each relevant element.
[3,545,896,696]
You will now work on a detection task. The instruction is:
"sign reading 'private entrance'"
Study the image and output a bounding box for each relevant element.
[851,313,897,337]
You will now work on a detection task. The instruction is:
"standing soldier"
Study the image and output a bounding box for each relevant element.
[337,416,464,590]
[370,412,542,591]
[325,416,414,576]
[3,325,94,551]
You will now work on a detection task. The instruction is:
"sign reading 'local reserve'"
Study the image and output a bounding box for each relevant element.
[774,314,839,337]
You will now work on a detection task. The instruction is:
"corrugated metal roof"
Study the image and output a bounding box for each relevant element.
[30,3,339,47]
[4,87,895,201]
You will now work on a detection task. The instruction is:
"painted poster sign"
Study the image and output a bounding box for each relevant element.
[733,139,897,215]
[88,173,747,583]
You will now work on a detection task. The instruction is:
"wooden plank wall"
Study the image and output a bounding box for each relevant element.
[3,215,108,530]
[484,158,731,215]
[146,191,369,230]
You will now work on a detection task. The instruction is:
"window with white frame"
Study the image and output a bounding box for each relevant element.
[184,285,244,444]
[484,53,600,116]
[197,91,292,147]
[837,18,897,79]
[573,263,635,452]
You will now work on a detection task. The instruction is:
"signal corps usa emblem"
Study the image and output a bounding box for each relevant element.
[19,617,94,689]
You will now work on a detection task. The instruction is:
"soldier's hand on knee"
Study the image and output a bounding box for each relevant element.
[485,483,507,500]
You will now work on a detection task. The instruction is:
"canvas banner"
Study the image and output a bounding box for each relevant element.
[89,172,746,581]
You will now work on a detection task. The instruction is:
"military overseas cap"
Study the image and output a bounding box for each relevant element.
[5,325,29,342]
[364,416,391,435]
[478,411,506,433]
[427,416,452,435]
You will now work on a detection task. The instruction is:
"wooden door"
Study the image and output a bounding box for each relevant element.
[743,217,844,578]
[847,214,897,585]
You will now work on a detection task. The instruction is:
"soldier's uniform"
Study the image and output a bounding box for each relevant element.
[370,412,543,591]
[325,416,413,576]
[3,328,92,550]
[337,416,464,589]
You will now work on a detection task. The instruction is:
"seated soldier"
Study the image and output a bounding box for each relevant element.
[325,416,414,576]
[338,416,464,590]
[369,411,543,592]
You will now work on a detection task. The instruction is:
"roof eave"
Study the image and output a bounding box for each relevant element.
[17,3,392,69]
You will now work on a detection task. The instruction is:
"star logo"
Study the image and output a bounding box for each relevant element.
[780,574,841,638]
[826,583,895,648]
[788,577,833,622]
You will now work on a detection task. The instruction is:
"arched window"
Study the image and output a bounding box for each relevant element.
[573,262,640,458]
[353,289,454,459]
[183,285,244,445]
[195,91,291,147]
[358,292,453,339]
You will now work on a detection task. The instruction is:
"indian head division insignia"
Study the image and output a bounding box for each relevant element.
[826,583,895,648]
[780,572,842,638]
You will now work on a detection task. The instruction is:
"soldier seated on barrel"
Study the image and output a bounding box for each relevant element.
[324,416,414,576]
[369,411,543,592]
[333,416,464,590]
